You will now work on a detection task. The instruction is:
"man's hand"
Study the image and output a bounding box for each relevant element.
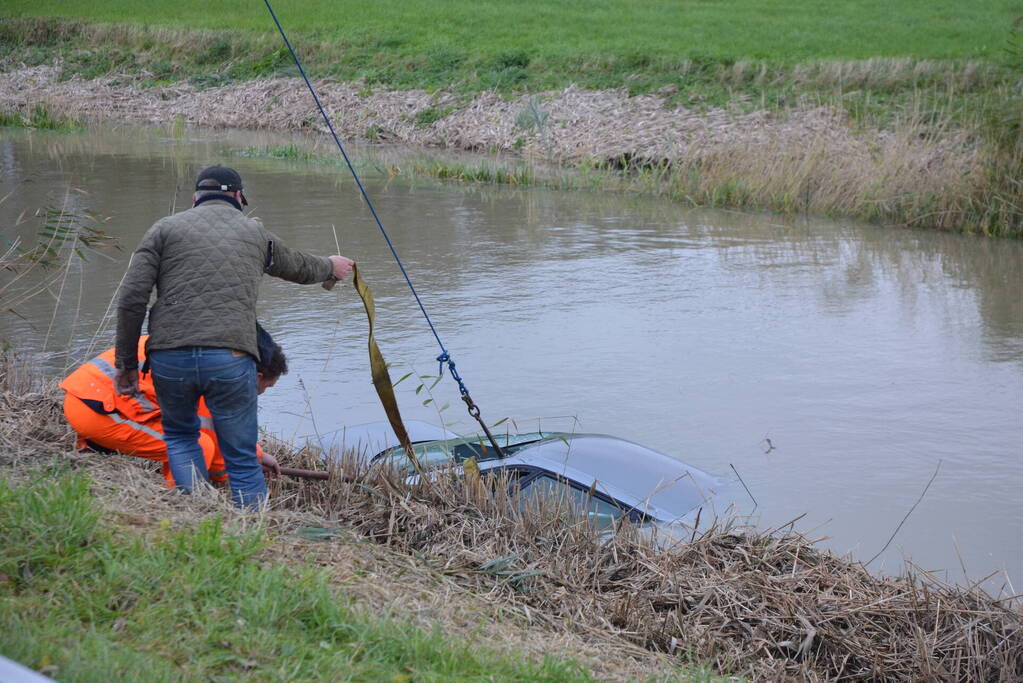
[259,452,281,477]
[323,255,355,291]
[114,368,139,396]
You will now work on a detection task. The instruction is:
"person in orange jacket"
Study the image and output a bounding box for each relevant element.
[61,329,286,487]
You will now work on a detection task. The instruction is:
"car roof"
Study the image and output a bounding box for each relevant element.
[376,432,726,522]
[486,435,725,521]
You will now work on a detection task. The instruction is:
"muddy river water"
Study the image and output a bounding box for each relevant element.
[2,126,1021,589]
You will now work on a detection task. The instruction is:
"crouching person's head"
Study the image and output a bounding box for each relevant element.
[255,324,288,395]
[256,342,287,395]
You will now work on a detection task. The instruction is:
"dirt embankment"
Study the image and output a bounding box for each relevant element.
[0,64,862,159]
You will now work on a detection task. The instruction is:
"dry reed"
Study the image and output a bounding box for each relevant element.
[263,443,1023,681]
[2,367,1020,681]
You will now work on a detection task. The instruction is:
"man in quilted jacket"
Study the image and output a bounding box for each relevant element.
[113,165,353,508]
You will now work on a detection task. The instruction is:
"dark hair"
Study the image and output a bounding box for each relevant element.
[256,342,288,380]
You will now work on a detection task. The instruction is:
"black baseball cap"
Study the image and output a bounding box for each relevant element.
[195,165,248,205]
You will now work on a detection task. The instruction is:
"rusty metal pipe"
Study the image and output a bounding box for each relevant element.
[277,465,334,481]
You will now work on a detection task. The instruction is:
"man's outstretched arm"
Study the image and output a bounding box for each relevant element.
[264,231,353,286]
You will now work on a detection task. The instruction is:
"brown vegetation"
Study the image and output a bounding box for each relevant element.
[2,363,1020,681]
[1,60,1018,235]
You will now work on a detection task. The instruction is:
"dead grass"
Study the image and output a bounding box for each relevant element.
[2,363,1020,681]
[1,63,1016,234]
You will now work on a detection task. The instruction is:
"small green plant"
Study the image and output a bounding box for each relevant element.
[515,95,549,133]
[414,105,451,127]
[515,95,551,156]
[171,114,185,139]
[408,160,535,185]
[393,370,453,427]
[232,144,311,161]
[247,47,290,77]
[266,143,304,159]
[1005,15,1023,70]
[32,104,84,131]
[194,38,231,66]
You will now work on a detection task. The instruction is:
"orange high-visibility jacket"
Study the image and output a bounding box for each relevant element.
[60,337,235,484]
[60,336,216,436]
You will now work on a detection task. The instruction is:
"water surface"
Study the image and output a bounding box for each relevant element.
[2,125,1021,589]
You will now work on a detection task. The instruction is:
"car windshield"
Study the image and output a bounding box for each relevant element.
[372,432,559,472]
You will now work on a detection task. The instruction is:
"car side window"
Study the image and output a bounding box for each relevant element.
[479,467,527,495]
[517,474,625,531]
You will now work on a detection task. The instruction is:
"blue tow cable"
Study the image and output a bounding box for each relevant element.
[263,0,503,452]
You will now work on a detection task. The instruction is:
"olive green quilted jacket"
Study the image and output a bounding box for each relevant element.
[115,199,332,369]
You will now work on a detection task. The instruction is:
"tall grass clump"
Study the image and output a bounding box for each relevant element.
[589,101,1019,236]
[407,160,536,186]
[973,88,1023,236]
[0,473,99,585]
[0,110,24,127]
[27,104,85,131]
[0,105,83,131]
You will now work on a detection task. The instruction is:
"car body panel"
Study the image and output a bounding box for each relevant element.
[368,429,732,526]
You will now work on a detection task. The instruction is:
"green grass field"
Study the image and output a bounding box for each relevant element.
[0,471,595,681]
[3,0,1016,61]
[3,1,1019,103]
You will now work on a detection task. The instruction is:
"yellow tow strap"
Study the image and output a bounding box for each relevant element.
[351,264,422,471]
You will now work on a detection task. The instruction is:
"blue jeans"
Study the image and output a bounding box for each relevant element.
[149,347,266,509]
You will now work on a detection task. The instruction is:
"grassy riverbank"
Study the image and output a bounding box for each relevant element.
[0,372,697,681]
[1,369,1021,681]
[1,8,1016,112]
[0,5,1021,235]
[0,473,594,682]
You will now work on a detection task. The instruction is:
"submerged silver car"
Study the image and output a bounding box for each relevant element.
[317,423,737,532]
